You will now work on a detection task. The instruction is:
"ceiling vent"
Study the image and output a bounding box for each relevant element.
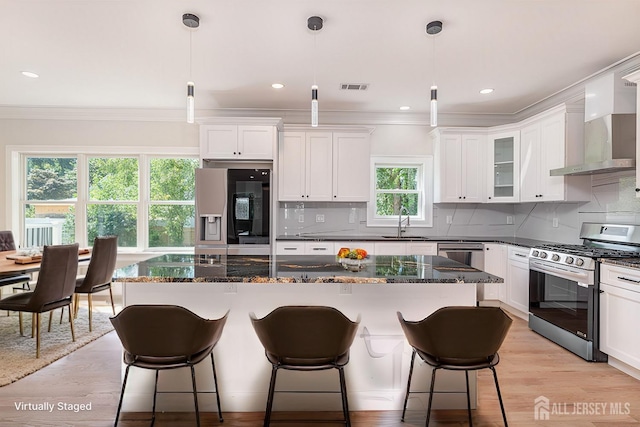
[340,83,369,91]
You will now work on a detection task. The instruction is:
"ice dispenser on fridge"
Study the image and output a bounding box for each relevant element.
[195,168,227,248]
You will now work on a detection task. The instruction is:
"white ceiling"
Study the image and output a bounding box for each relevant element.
[2,0,640,118]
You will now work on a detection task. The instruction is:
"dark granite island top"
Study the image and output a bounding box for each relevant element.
[113,254,503,284]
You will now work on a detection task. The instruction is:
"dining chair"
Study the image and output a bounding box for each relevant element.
[110,304,228,427]
[250,305,360,427]
[397,306,512,426]
[0,243,79,358]
[73,235,118,331]
[0,230,31,295]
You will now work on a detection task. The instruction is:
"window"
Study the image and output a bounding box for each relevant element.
[15,149,199,250]
[367,156,433,227]
[25,157,78,246]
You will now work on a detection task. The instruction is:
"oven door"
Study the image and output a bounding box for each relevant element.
[529,259,595,339]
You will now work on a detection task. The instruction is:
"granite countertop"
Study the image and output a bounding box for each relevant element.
[113,254,504,284]
[275,234,552,248]
[599,258,640,269]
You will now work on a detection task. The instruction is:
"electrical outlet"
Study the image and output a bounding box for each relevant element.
[298,214,304,223]
[316,214,325,223]
[506,215,514,225]
[446,215,453,224]
[348,208,356,224]
[339,283,352,295]
[553,217,559,228]
[224,283,237,294]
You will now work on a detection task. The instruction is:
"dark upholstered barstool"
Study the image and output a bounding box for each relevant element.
[0,230,31,293]
[397,306,513,427]
[73,235,118,331]
[110,305,228,427]
[250,306,360,427]
[0,243,79,358]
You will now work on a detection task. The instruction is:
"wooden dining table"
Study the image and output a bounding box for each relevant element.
[0,249,92,277]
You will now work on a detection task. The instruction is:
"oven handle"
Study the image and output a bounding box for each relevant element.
[577,282,590,288]
[529,259,594,285]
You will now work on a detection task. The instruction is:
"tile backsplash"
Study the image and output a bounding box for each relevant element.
[278,172,639,244]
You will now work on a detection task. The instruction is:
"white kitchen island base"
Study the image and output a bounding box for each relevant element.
[119,281,477,413]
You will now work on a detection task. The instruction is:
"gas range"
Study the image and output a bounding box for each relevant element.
[528,222,640,362]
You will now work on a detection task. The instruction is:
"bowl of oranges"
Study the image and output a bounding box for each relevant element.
[337,248,369,272]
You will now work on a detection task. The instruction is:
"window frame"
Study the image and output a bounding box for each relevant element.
[367,155,433,227]
[8,145,199,252]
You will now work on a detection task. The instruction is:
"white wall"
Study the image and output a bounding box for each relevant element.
[0,118,198,230]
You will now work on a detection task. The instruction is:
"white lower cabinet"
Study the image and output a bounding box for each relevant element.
[374,242,407,255]
[483,243,507,301]
[506,246,530,315]
[406,242,437,255]
[600,263,640,371]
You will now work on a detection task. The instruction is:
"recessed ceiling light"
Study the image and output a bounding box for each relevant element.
[21,71,39,78]
[479,88,494,94]
[399,106,411,111]
[271,83,284,89]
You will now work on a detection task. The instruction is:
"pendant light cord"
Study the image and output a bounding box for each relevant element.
[313,24,318,85]
[189,30,193,81]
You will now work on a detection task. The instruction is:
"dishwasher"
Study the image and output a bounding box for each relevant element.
[437,242,486,301]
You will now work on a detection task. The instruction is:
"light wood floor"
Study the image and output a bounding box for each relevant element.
[1,306,640,426]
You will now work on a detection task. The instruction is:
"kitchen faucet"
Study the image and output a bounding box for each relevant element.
[397,205,410,238]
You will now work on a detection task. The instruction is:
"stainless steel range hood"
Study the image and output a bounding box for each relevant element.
[550,72,637,177]
[550,113,636,176]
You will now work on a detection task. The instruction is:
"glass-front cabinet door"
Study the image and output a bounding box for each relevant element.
[487,131,520,203]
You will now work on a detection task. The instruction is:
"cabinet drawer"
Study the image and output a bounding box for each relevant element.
[275,242,305,255]
[304,242,334,255]
[508,246,529,263]
[600,264,640,292]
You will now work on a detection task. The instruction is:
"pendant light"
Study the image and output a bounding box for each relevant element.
[427,20,442,127]
[183,13,200,124]
[308,16,323,127]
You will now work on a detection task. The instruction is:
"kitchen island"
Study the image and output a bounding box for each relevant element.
[113,254,503,414]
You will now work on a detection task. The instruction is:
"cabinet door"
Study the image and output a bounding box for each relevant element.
[539,114,566,201]
[437,134,463,202]
[238,125,274,160]
[507,259,530,314]
[461,135,485,202]
[278,132,306,201]
[200,125,238,159]
[487,132,519,203]
[600,282,640,369]
[406,242,437,255]
[305,132,333,201]
[483,243,507,301]
[333,132,370,201]
[519,123,541,202]
[374,242,407,255]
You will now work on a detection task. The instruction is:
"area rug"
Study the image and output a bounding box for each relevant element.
[0,307,114,386]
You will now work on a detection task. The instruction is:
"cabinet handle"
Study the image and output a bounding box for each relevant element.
[635,188,640,192]
[617,276,640,284]
[463,196,466,199]
[488,196,492,199]
[284,247,297,251]
[238,152,241,155]
[312,247,327,251]
[514,253,527,258]
[458,196,462,199]
[233,152,237,155]
[334,195,337,198]
[306,195,309,198]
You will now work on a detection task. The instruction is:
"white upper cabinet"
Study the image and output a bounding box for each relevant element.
[486,131,520,203]
[519,106,590,202]
[279,131,333,201]
[622,70,640,198]
[199,118,282,160]
[278,128,371,202]
[433,129,486,203]
[333,132,371,202]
